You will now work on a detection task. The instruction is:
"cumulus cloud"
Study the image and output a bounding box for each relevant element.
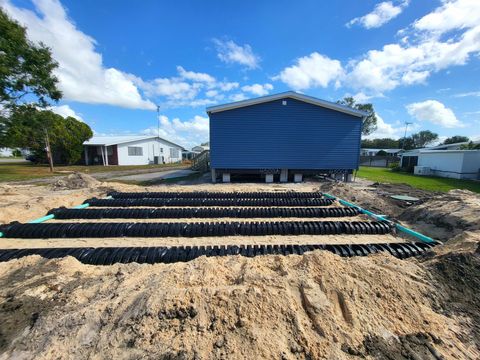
[143,115,209,148]
[346,0,480,93]
[275,0,480,95]
[363,115,402,139]
[364,115,421,140]
[49,104,83,121]
[406,100,463,128]
[347,1,409,29]
[413,0,480,34]
[131,67,242,108]
[213,39,260,69]
[274,53,344,90]
[176,66,216,83]
[230,93,248,102]
[1,0,155,110]
[217,82,239,91]
[241,83,273,96]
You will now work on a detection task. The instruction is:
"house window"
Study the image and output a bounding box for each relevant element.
[170,148,179,158]
[160,148,163,153]
[128,146,143,156]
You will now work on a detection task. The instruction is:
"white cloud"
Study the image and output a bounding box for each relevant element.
[49,104,83,121]
[230,93,248,102]
[132,67,239,108]
[346,22,480,92]
[241,83,273,96]
[276,1,480,94]
[349,92,385,103]
[406,100,463,128]
[1,0,155,110]
[217,82,239,91]
[135,76,200,100]
[414,0,480,34]
[454,91,480,97]
[213,39,260,69]
[274,52,344,90]
[143,115,209,148]
[364,115,403,139]
[206,90,219,98]
[342,0,480,93]
[176,66,216,83]
[347,1,409,29]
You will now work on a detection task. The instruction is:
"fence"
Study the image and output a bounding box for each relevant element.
[359,156,400,167]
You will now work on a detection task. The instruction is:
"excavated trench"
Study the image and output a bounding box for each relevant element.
[0,191,439,265]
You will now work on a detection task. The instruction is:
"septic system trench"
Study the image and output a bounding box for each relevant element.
[0,191,440,265]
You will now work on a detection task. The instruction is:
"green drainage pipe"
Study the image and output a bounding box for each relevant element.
[0,196,113,238]
[323,192,436,244]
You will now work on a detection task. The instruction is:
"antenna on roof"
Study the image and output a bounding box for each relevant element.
[156,105,160,138]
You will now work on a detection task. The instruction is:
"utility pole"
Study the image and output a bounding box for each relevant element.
[402,122,412,149]
[44,128,54,172]
[156,105,160,138]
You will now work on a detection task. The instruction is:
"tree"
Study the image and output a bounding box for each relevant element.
[3,106,92,164]
[1,9,62,170]
[460,141,480,150]
[51,116,93,164]
[401,137,416,150]
[361,138,399,148]
[337,97,377,135]
[0,9,61,108]
[443,136,469,145]
[400,130,439,150]
[410,130,438,148]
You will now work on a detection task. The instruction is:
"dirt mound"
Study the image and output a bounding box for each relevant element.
[0,184,104,224]
[1,248,478,359]
[50,172,100,191]
[400,189,480,241]
[318,181,402,217]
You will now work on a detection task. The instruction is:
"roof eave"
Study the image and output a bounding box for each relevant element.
[206,91,368,118]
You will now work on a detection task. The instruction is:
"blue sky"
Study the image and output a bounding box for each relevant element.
[2,0,480,147]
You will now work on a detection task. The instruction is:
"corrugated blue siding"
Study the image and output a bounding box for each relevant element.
[209,97,362,170]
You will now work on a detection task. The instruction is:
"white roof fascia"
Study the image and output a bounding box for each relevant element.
[206,91,369,118]
[83,136,185,149]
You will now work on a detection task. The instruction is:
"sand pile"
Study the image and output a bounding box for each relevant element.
[50,172,101,191]
[319,182,480,243]
[400,189,480,241]
[318,181,404,217]
[1,180,479,359]
[1,245,479,359]
[0,184,104,224]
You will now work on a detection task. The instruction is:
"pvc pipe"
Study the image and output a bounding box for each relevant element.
[28,202,91,223]
[0,195,114,237]
[73,203,90,209]
[28,214,55,223]
[323,192,436,244]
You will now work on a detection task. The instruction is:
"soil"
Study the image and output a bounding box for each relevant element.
[50,172,103,191]
[0,175,479,359]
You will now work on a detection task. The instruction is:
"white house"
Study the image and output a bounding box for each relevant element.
[192,145,210,154]
[414,150,480,180]
[83,135,184,166]
[360,148,403,156]
[400,140,480,180]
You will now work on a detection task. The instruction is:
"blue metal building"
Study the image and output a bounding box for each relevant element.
[206,91,368,182]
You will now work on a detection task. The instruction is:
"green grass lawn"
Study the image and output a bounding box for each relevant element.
[0,162,187,182]
[356,166,480,193]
